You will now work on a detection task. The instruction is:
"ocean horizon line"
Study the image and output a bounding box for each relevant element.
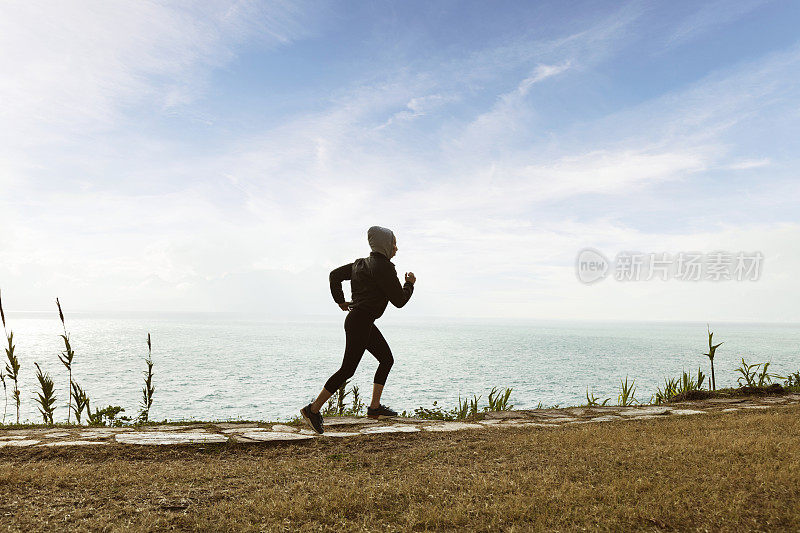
[3,311,800,327]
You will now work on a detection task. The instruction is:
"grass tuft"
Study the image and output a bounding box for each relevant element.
[33,362,57,425]
[654,368,708,404]
[585,386,610,407]
[89,405,130,427]
[735,358,784,388]
[486,387,514,411]
[70,382,90,424]
[617,376,637,406]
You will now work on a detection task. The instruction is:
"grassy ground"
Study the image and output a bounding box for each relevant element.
[2,404,799,532]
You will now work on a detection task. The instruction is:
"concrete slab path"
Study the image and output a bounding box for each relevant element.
[2,393,798,448]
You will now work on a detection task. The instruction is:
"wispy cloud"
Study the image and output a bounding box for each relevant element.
[665,0,769,49]
[516,62,572,97]
[0,1,319,148]
[727,158,772,170]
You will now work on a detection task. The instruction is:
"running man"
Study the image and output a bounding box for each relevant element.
[301,226,416,434]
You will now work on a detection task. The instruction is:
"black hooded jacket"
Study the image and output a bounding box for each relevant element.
[329,251,414,320]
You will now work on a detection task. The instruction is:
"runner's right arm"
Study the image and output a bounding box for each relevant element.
[329,263,353,305]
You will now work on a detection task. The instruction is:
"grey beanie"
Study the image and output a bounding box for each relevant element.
[367,226,396,258]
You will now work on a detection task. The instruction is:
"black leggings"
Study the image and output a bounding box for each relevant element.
[324,308,394,393]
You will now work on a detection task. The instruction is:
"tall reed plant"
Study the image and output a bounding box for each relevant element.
[56,298,77,423]
[1,289,21,424]
[138,333,155,423]
[33,362,57,424]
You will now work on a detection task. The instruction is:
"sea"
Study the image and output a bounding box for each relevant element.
[2,314,799,424]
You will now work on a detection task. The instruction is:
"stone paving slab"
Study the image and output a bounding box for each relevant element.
[271,424,299,433]
[361,424,420,434]
[523,410,572,418]
[385,417,430,423]
[485,410,534,420]
[115,432,228,445]
[531,416,578,423]
[215,423,256,429]
[79,430,121,438]
[39,441,108,447]
[618,407,672,416]
[41,431,72,438]
[229,435,258,443]
[586,415,621,423]
[326,417,380,426]
[422,422,483,432]
[322,431,362,438]
[670,409,707,415]
[221,426,262,434]
[241,431,314,442]
[501,419,560,427]
[0,440,40,447]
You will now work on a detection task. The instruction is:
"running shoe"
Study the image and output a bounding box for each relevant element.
[367,404,398,419]
[300,404,324,434]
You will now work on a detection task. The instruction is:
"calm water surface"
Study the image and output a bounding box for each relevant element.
[3,314,799,423]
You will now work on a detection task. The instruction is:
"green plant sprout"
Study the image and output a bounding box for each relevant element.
[704,324,723,390]
[33,362,57,425]
[617,376,637,406]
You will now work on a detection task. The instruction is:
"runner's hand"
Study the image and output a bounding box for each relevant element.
[405,272,416,284]
[339,301,352,311]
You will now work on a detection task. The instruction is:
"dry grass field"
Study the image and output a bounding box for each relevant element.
[2,404,799,532]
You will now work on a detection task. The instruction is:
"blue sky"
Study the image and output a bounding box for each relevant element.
[1,0,799,321]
